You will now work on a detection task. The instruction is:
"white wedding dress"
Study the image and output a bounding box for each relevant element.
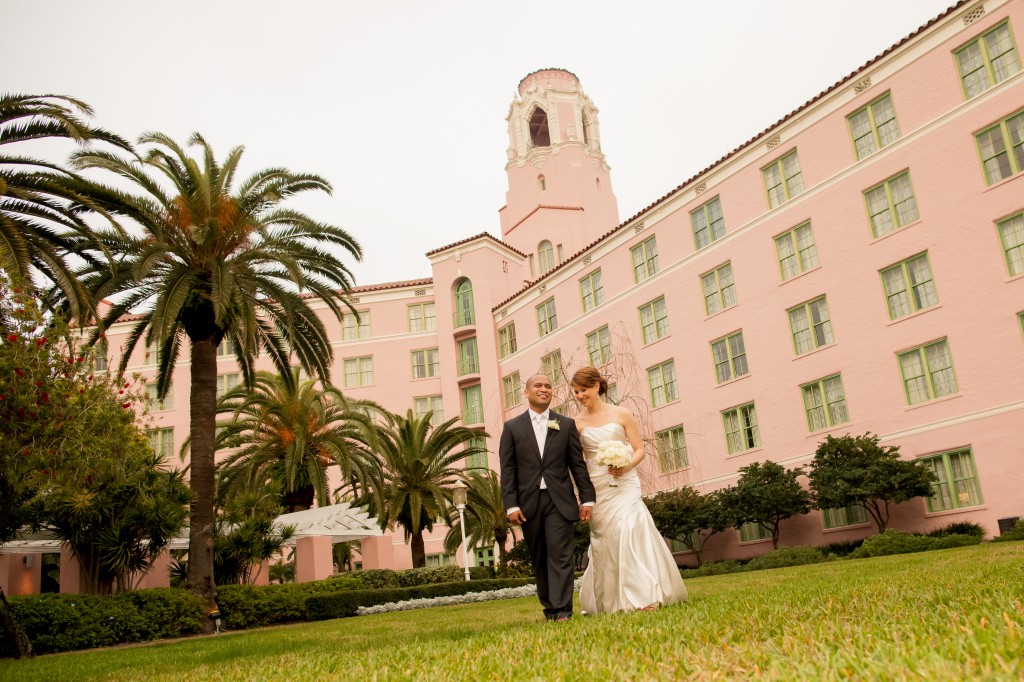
[579,423,688,614]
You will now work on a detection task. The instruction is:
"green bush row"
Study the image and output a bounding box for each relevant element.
[1,588,204,656]
[305,578,533,621]
[992,519,1024,542]
[850,529,982,558]
[216,575,363,629]
[355,565,494,589]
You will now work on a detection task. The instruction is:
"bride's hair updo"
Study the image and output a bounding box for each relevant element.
[570,366,608,396]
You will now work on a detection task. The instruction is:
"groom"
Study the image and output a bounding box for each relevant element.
[499,373,595,621]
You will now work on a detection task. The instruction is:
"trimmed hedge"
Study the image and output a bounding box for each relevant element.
[849,529,981,558]
[992,520,1024,542]
[217,575,363,629]
[746,545,827,571]
[355,565,494,589]
[305,578,534,621]
[927,521,986,539]
[1,588,204,656]
[678,560,745,579]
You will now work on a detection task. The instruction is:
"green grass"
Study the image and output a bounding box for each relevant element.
[4,542,1023,681]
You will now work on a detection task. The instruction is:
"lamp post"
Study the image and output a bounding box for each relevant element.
[452,480,471,581]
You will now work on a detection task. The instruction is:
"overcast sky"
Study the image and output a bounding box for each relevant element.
[5,1,957,287]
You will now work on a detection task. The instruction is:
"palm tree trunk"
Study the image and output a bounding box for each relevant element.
[187,337,219,633]
[0,586,33,659]
[410,531,426,568]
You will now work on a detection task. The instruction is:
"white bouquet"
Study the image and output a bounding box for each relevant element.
[594,440,633,486]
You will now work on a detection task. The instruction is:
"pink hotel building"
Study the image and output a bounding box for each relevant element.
[4,0,1023,589]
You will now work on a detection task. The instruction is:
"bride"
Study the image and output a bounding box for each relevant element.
[571,367,688,614]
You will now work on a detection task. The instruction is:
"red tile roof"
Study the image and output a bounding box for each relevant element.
[425,232,528,258]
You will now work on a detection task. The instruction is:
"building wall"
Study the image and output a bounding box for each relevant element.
[81,0,1024,573]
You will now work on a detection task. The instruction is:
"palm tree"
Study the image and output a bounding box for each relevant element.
[68,132,362,627]
[212,369,379,512]
[368,410,486,568]
[0,93,129,320]
[443,470,513,571]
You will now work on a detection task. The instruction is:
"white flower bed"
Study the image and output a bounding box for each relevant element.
[355,577,585,616]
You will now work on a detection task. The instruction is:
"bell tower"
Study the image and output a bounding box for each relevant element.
[499,69,619,278]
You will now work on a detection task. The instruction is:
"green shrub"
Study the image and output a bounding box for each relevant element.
[850,529,982,559]
[927,522,986,539]
[305,578,533,621]
[217,576,364,629]
[679,560,745,579]
[746,546,826,571]
[355,565,493,589]
[992,520,1024,542]
[819,538,865,558]
[1,588,204,656]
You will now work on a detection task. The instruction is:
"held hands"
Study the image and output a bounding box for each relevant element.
[579,505,592,523]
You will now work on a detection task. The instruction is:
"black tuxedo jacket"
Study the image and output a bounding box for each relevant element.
[498,410,596,521]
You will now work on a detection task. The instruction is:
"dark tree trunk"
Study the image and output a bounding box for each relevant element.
[410,530,426,568]
[187,337,219,633]
[283,485,315,513]
[0,585,34,659]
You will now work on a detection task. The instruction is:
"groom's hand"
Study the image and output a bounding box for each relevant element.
[507,510,526,525]
[579,505,592,523]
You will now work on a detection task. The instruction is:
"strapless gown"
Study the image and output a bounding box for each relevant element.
[579,423,688,614]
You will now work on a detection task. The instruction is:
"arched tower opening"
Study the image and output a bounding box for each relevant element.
[529,107,550,148]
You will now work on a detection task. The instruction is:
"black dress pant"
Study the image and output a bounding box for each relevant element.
[522,489,575,619]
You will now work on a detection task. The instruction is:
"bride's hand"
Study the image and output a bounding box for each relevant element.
[608,465,630,477]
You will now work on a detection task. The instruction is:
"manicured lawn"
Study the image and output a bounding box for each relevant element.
[4,542,1022,681]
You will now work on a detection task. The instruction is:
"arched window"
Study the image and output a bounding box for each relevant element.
[529,107,550,148]
[454,279,475,327]
[538,241,555,275]
[582,112,591,146]
[538,174,546,191]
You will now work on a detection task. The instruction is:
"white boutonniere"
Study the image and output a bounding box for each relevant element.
[547,419,560,431]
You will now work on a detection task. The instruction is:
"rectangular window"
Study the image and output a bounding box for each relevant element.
[997,211,1024,276]
[413,395,444,426]
[144,381,173,411]
[606,383,619,405]
[474,546,495,567]
[407,303,436,333]
[217,336,237,357]
[921,448,983,512]
[739,521,771,543]
[457,337,479,376]
[775,222,819,280]
[691,196,725,249]
[502,372,521,409]
[536,298,558,336]
[762,150,804,208]
[655,426,688,472]
[898,339,957,404]
[424,553,454,567]
[865,171,919,237]
[144,340,159,367]
[638,296,669,344]
[342,311,370,341]
[461,385,484,425]
[880,252,939,319]
[498,322,517,358]
[466,433,488,470]
[630,236,660,283]
[147,427,174,459]
[711,331,748,384]
[976,110,1024,184]
[701,262,737,315]
[344,357,374,388]
[647,360,678,408]
[540,349,564,386]
[822,505,869,530]
[216,373,239,398]
[848,92,900,159]
[411,348,440,379]
[586,326,612,366]
[579,269,604,312]
[788,296,834,355]
[93,339,108,372]
[801,374,849,432]
[955,21,1021,98]
[723,403,760,454]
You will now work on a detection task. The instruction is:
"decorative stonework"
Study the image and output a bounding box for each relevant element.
[414,289,426,297]
[350,297,360,304]
[500,310,507,318]
[962,4,986,25]
[582,255,592,266]
[634,221,645,234]
[538,284,547,294]
[766,135,781,150]
[853,76,872,94]
[694,181,707,196]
